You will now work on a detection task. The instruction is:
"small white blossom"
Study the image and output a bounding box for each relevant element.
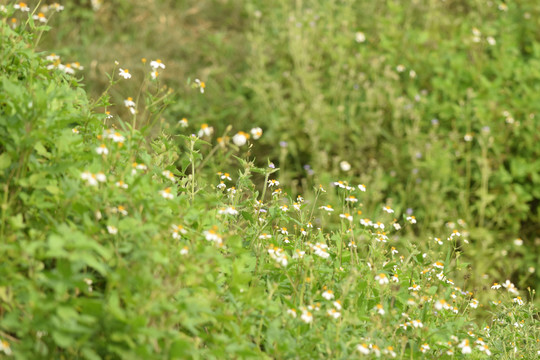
[477,344,492,356]
[96,144,109,155]
[159,187,174,199]
[50,3,64,12]
[194,78,206,93]
[459,339,472,354]
[268,246,288,267]
[124,97,136,108]
[339,213,353,221]
[150,59,166,69]
[300,309,313,323]
[375,273,389,285]
[355,31,366,43]
[232,131,250,146]
[327,308,341,319]
[179,118,188,127]
[382,206,394,214]
[406,216,417,224]
[357,343,370,355]
[311,242,330,259]
[162,170,176,182]
[250,127,263,139]
[218,206,239,216]
[339,161,351,172]
[108,131,125,143]
[198,124,214,137]
[33,12,47,23]
[119,68,131,79]
[322,290,334,300]
[411,319,423,328]
[171,225,187,239]
[513,297,524,306]
[204,228,223,246]
[95,172,107,183]
[360,218,372,226]
[107,225,118,235]
[0,340,12,355]
[46,53,60,62]
[503,280,519,295]
[14,2,30,11]
[115,180,128,189]
[287,308,297,318]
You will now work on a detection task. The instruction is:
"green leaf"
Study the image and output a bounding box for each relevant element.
[45,184,60,195]
[0,152,12,171]
[169,338,194,358]
[52,330,75,348]
[241,211,254,222]
[81,348,102,360]
[34,141,50,158]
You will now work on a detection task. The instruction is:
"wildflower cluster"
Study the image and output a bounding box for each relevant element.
[45,53,83,74]
[1,6,538,359]
[195,122,263,148]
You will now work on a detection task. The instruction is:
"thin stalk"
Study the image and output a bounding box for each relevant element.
[285,271,298,299]
[189,138,196,203]
[195,126,232,173]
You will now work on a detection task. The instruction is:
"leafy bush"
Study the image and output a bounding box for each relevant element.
[0,3,538,359]
[36,1,540,292]
[231,0,540,291]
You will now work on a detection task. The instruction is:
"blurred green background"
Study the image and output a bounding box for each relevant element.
[41,0,538,295]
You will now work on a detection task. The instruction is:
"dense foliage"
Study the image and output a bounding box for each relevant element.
[39,0,540,292]
[0,1,538,359]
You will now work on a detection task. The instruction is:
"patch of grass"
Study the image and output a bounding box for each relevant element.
[1,4,539,358]
[36,0,540,295]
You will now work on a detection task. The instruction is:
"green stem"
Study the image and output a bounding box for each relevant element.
[285,271,298,299]
[34,9,55,48]
[189,138,196,203]
[308,187,321,221]
[260,171,270,204]
[25,0,43,28]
